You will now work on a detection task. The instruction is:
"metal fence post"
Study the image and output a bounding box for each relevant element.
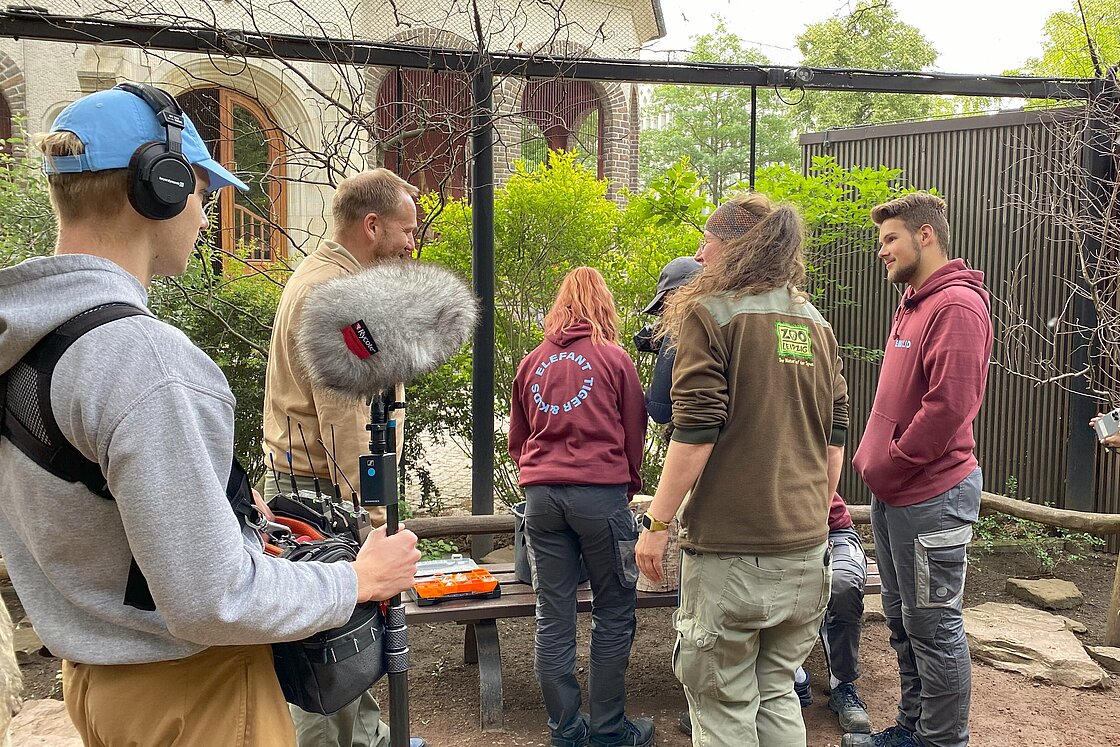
[470,55,495,560]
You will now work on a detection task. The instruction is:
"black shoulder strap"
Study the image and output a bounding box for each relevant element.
[0,303,147,500]
[1,304,262,612]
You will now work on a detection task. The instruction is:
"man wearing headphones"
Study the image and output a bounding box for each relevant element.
[0,85,420,745]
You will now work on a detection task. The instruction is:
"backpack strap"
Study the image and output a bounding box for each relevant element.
[1,304,264,611]
[1,303,146,500]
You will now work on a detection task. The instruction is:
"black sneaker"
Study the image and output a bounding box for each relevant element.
[828,682,871,733]
[551,713,589,747]
[794,670,813,707]
[590,717,655,747]
[841,725,920,747]
[678,711,692,737]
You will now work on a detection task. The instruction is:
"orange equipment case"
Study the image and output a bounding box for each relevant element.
[411,568,501,606]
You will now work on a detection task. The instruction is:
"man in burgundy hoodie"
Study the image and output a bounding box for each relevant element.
[847,194,992,747]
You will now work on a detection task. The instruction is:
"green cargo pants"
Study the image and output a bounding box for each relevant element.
[673,543,831,747]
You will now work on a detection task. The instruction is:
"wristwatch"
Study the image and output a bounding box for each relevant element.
[641,512,670,532]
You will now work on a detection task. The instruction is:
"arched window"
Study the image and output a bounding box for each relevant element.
[0,92,12,156]
[376,69,471,198]
[521,81,604,177]
[178,87,287,267]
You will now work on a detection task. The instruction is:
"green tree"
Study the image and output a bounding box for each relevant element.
[795,0,943,130]
[1013,0,1120,77]
[641,21,800,203]
[755,155,915,317]
[0,130,55,267]
[412,152,626,506]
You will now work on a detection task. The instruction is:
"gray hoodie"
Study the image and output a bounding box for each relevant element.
[0,254,357,664]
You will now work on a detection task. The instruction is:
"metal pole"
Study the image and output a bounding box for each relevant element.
[359,395,410,747]
[749,86,757,190]
[395,67,404,171]
[1065,81,1115,513]
[470,56,495,560]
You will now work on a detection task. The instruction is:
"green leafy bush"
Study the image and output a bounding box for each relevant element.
[412,151,628,508]
[417,538,460,560]
[972,476,1107,574]
[406,152,915,507]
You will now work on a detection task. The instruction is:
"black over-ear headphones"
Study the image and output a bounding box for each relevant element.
[115,82,196,220]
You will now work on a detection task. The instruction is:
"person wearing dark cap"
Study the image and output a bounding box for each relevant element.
[634,256,702,425]
[636,192,848,747]
[0,84,420,745]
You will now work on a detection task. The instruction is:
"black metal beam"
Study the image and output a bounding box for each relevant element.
[0,11,1101,100]
[469,59,495,560]
[749,86,757,190]
[1065,81,1117,513]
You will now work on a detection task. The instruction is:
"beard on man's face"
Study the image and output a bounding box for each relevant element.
[887,236,921,285]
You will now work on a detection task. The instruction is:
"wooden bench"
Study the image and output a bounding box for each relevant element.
[403,559,880,731]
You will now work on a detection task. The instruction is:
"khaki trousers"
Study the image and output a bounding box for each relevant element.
[62,644,295,747]
[673,543,830,747]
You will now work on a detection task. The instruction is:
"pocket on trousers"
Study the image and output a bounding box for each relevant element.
[672,612,719,696]
[915,524,972,608]
[608,508,640,589]
[718,558,784,623]
[817,549,833,613]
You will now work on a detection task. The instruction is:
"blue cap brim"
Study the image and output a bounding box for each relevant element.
[195,157,249,192]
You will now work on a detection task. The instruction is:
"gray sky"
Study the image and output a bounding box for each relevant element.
[646,0,1068,75]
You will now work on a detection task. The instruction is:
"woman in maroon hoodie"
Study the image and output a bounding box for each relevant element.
[508,267,651,747]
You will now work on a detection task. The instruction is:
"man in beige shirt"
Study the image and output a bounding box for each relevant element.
[262,168,424,747]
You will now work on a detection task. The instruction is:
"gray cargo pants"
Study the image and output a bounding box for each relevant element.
[524,484,639,743]
[871,467,981,747]
[822,527,867,684]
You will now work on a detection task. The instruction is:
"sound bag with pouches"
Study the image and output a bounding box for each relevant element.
[0,303,386,716]
[251,485,388,715]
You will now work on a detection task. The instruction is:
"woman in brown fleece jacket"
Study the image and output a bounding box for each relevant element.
[636,193,848,747]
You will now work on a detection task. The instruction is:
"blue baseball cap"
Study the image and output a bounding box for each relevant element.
[43,86,248,192]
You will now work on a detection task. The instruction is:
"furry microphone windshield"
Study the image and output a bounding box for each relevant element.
[294,260,479,401]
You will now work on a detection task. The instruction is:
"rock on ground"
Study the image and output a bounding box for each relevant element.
[8,700,81,746]
[1056,615,1088,634]
[1005,577,1084,610]
[862,594,885,623]
[964,602,1107,688]
[0,599,20,746]
[1086,646,1120,674]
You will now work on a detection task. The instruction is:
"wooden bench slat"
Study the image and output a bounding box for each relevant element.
[407,559,881,623]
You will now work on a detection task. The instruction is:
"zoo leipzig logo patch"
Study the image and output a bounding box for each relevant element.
[775,322,814,367]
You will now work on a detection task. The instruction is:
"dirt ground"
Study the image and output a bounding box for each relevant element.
[8,549,1120,746]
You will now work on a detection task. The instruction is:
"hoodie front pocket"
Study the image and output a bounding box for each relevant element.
[853,410,915,498]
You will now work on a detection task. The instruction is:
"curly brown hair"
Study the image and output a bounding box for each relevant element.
[659,192,807,343]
